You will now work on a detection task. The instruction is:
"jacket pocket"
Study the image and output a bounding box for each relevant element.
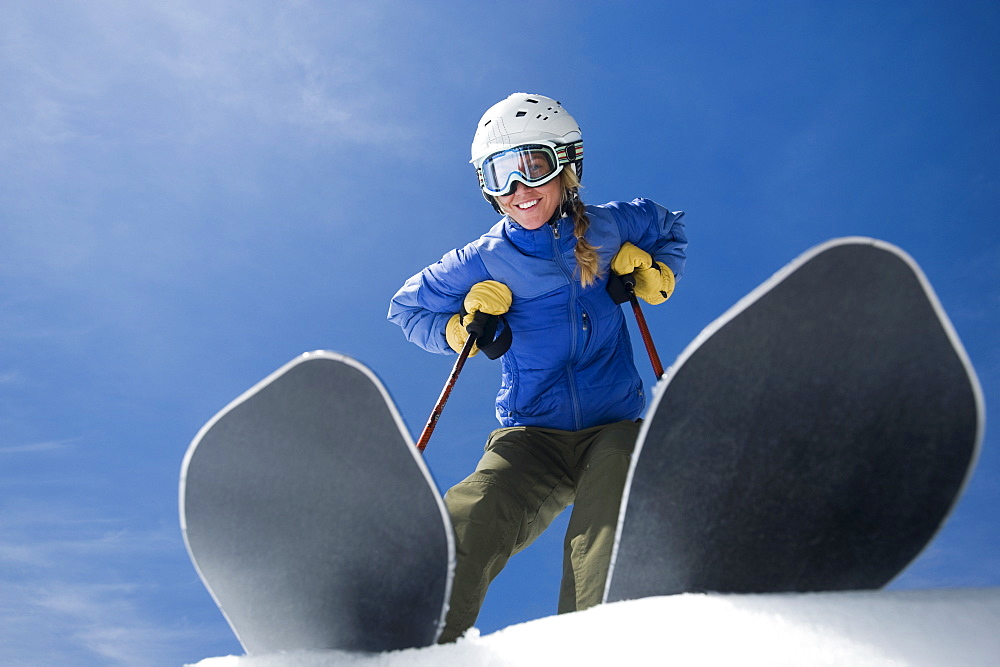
[496,356,518,425]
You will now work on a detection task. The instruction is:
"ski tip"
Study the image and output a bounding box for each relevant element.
[299,349,348,363]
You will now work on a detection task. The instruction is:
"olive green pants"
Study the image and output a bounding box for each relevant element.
[438,419,640,643]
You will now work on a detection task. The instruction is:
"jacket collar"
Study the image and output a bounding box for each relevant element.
[503,214,573,258]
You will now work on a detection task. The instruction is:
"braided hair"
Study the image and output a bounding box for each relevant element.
[560,168,601,288]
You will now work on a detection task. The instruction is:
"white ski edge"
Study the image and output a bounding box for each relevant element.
[604,236,986,602]
[178,350,456,649]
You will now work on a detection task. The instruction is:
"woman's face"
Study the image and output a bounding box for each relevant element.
[496,177,563,230]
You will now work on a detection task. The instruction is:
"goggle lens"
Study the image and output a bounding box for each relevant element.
[480,145,560,196]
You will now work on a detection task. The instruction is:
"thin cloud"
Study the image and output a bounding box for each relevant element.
[1,1,424,152]
[0,371,21,385]
[0,0,434,298]
[0,438,81,455]
[4,579,210,666]
[0,504,219,664]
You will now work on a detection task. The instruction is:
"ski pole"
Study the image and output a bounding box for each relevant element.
[414,314,485,453]
[621,274,665,379]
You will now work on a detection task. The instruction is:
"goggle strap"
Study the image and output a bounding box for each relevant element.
[555,141,584,165]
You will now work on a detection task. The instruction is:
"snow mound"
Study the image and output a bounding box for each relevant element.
[189,588,1000,666]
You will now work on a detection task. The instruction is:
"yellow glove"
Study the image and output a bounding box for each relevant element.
[445,280,512,354]
[611,242,676,305]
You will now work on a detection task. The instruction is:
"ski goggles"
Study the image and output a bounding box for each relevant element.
[476,141,583,197]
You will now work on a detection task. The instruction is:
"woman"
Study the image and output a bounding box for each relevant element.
[388,93,687,642]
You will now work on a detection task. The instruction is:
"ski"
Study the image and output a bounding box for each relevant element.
[605,237,983,602]
[180,351,454,654]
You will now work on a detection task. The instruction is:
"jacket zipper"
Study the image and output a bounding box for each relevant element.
[549,220,583,430]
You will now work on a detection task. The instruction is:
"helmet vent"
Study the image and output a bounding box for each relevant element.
[515,111,527,118]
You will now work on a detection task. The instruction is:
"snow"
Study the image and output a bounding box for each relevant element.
[189,587,1000,666]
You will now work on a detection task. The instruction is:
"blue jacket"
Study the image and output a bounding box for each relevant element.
[388,198,687,431]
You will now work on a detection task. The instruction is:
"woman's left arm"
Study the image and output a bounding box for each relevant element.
[616,198,688,281]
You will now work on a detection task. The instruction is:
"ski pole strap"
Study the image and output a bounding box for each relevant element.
[606,271,636,304]
[607,261,666,304]
[478,317,512,360]
[462,310,513,360]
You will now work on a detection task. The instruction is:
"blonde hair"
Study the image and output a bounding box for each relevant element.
[494,165,601,288]
[560,168,602,288]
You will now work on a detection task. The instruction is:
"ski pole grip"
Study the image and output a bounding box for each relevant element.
[464,310,492,337]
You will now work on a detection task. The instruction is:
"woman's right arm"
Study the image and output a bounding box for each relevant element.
[387,245,490,355]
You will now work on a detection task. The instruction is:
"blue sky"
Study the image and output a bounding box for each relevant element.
[1,1,998,663]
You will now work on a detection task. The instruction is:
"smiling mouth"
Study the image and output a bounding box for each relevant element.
[515,199,540,210]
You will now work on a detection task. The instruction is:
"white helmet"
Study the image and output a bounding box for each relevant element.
[471,93,582,166]
[471,94,584,210]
